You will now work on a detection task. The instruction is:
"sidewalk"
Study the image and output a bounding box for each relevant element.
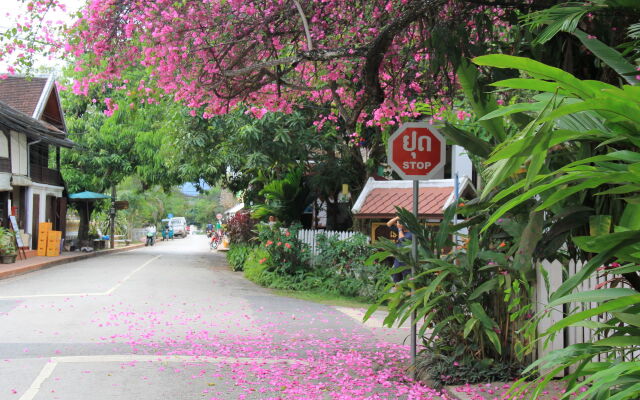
[0,243,146,280]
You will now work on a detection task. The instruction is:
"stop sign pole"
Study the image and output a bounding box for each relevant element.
[387,122,445,377]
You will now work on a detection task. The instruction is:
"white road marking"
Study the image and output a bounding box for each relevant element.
[103,255,160,295]
[0,255,161,300]
[17,354,308,400]
[18,360,58,400]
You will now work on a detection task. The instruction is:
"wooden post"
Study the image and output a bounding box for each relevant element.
[411,179,418,377]
[110,186,116,249]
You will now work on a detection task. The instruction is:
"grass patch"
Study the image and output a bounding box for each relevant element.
[271,288,380,309]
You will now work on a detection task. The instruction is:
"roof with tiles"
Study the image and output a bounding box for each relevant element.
[352,177,474,219]
[0,76,48,117]
[356,187,453,218]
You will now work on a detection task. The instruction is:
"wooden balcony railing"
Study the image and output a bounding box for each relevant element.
[0,157,9,173]
[30,164,63,186]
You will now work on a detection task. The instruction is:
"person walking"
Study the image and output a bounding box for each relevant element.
[145,224,157,246]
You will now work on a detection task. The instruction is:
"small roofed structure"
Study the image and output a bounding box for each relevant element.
[223,203,245,218]
[352,177,475,241]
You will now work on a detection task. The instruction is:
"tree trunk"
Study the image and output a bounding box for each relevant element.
[78,203,95,242]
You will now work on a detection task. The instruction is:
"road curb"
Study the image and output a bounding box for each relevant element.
[0,243,146,281]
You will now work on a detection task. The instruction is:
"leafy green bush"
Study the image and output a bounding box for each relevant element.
[313,233,386,301]
[315,232,372,272]
[0,227,17,256]
[416,353,524,388]
[241,233,385,302]
[242,247,271,285]
[226,243,255,271]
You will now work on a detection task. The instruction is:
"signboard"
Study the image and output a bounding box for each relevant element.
[9,215,24,247]
[386,121,447,373]
[114,200,129,210]
[387,122,446,180]
[370,223,398,243]
[216,213,223,220]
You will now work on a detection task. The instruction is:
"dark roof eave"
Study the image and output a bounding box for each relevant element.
[40,134,75,148]
[354,213,444,219]
[0,100,74,148]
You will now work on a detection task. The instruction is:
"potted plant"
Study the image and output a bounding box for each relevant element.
[0,227,17,263]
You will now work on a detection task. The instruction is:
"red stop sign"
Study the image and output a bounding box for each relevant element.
[387,122,445,180]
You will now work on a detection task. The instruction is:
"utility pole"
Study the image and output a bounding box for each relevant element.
[110,185,116,249]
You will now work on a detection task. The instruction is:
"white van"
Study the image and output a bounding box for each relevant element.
[170,217,187,237]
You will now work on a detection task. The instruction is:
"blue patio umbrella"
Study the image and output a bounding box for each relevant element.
[68,191,111,200]
[68,192,113,241]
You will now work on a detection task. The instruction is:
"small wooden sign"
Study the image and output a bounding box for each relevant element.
[114,200,129,210]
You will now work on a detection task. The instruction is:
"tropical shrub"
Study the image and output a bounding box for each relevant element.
[251,168,310,225]
[365,206,538,386]
[226,243,255,271]
[472,50,640,399]
[416,353,524,388]
[315,233,372,272]
[0,227,17,256]
[241,229,386,302]
[226,211,257,244]
[314,233,385,301]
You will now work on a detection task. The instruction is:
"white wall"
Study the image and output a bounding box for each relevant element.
[452,145,473,180]
[10,131,28,175]
[0,133,8,158]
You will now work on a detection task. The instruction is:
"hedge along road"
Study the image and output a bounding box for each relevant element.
[0,235,444,400]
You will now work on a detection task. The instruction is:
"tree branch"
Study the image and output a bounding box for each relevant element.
[293,0,313,51]
[222,47,367,77]
[362,0,446,105]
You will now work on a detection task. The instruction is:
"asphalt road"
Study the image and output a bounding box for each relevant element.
[0,235,443,400]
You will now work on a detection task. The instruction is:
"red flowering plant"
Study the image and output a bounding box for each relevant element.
[256,223,309,274]
[226,211,257,244]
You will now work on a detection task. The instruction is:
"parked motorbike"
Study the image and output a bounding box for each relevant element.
[210,231,222,249]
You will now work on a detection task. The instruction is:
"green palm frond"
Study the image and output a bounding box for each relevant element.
[629,22,640,39]
[522,2,595,45]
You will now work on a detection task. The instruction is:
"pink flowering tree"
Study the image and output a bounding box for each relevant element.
[66,1,531,125]
[2,1,556,186]
[0,0,72,76]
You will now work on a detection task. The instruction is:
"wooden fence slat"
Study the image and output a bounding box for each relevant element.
[537,260,565,373]
[536,257,640,370]
[295,229,366,257]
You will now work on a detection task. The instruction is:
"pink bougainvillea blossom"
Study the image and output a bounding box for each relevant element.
[85,300,446,399]
[57,0,515,130]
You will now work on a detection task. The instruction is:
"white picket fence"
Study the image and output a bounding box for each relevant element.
[296,229,365,256]
[536,259,638,371]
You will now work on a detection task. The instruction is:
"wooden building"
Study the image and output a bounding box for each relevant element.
[0,75,74,249]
